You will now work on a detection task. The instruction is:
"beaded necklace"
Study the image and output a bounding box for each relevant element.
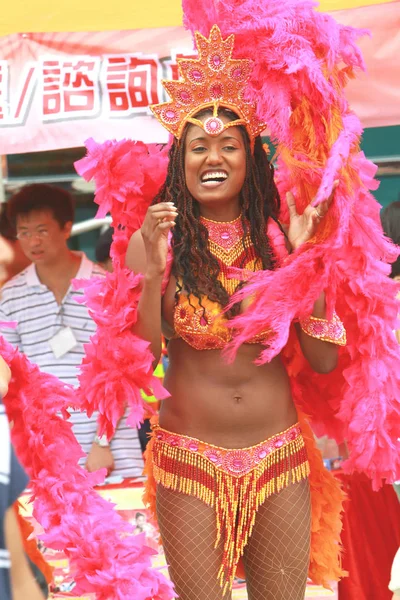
[200,214,259,296]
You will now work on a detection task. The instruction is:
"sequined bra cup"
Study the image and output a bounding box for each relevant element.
[166,216,287,351]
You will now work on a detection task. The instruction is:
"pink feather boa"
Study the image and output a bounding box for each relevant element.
[0,337,174,599]
[0,139,175,599]
[74,139,171,437]
[182,0,367,153]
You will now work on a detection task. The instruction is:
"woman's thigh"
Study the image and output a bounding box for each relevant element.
[156,484,232,600]
[243,478,311,600]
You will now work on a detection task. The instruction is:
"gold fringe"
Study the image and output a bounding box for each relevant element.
[152,433,310,592]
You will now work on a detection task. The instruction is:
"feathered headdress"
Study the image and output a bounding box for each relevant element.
[150,25,266,146]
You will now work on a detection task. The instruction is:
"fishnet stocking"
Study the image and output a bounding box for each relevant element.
[156,484,232,600]
[243,479,311,600]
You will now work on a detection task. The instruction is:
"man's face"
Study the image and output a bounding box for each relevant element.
[16,210,72,266]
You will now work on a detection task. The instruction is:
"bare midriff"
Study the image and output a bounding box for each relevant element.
[160,337,298,449]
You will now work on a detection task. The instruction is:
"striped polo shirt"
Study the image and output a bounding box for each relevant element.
[0,254,143,479]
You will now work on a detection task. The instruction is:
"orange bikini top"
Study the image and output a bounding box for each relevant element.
[164,215,287,351]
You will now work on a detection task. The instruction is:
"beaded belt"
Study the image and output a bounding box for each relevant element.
[154,423,304,478]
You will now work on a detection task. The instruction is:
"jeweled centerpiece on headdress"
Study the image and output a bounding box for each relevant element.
[150,25,266,144]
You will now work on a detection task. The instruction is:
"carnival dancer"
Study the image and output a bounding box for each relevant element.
[125,26,345,600]
[1,0,398,598]
[73,6,400,594]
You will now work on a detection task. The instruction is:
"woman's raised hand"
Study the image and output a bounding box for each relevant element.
[140,202,178,277]
[286,181,338,251]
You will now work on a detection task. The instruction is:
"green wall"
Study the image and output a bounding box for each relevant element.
[360,125,400,209]
[69,206,100,262]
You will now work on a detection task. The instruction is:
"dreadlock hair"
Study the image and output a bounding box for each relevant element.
[381,200,400,279]
[152,108,281,317]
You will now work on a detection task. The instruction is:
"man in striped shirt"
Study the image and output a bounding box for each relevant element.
[0,184,143,479]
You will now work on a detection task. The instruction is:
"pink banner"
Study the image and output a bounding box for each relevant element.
[0,2,399,155]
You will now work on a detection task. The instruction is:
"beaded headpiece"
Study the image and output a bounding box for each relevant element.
[150,25,266,145]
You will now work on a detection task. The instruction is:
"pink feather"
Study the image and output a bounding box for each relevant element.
[183,0,400,489]
[0,337,174,599]
[74,139,171,440]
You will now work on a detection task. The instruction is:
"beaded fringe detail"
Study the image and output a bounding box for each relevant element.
[152,429,310,593]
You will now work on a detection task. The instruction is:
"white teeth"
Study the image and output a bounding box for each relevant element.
[201,171,228,182]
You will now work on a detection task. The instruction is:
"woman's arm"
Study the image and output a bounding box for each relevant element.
[5,507,45,600]
[125,202,177,369]
[295,292,339,374]
[126,230,164,368]
[285,184,341,373]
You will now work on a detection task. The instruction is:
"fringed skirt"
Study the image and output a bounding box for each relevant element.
[147,422,310,591]
[144,412,345,591]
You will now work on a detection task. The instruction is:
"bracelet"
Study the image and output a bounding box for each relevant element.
[94,434,110,447]
[299,312,346,346]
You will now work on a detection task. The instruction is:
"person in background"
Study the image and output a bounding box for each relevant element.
[1,394,45,600]
[0,184,143,480]
[332,200,400,600]
[0,235,44,600]
[381,201,400,278]
[381,200,400,599]
[0,206,30,281]
[381,200,400,342]
[390,549,400,599]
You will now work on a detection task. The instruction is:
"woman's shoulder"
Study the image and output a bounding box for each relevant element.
[125,230,147,274]
[125,229,173,295]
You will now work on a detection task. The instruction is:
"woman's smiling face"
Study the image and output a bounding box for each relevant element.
[184,112,247,214]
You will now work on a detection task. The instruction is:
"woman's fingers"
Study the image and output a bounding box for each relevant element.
[315,200,329,218]
[147,203,178,229]
[149,220,176,246]
[151,205,178,218]
[325,180,339,206]
[157,220,176,230]
[151,209,178,222]
[286,191,298,220]
[151,202,177,214]
[314,181,339,218]
[150,220,176,242]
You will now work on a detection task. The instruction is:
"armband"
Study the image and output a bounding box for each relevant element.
[299,312,346,346]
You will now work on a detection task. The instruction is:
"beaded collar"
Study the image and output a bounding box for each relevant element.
[200,214,243,252]
[200,214,257,296]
